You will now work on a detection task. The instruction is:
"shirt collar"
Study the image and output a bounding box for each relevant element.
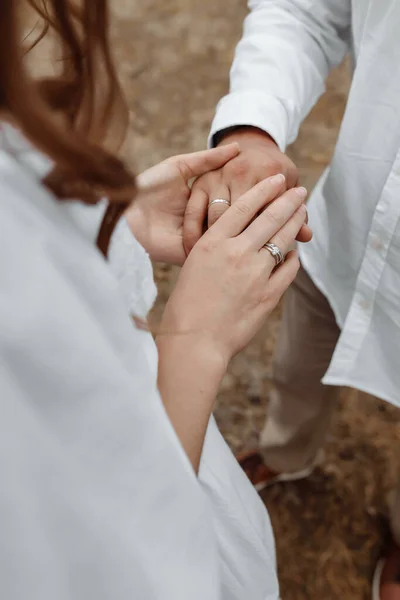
[0,122,53,181]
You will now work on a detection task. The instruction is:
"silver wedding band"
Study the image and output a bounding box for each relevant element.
[208,198,231,208]
[263,243,285,266]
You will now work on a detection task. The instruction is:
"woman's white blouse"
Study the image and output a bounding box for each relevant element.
[0,125,278,600]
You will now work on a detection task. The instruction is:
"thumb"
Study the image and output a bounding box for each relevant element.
[173,143,240,181]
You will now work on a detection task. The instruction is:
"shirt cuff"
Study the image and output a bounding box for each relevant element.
[208,91,290,152]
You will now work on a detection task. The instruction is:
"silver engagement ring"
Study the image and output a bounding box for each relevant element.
[263,243,285,266]
[208,198,231,208]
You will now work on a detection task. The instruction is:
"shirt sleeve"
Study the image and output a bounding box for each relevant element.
[199,416,279,600]
[0,163,220,600]
[209,0,351,150]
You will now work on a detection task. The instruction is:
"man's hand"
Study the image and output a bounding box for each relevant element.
[124,143,239,266]
[183,126,312,255]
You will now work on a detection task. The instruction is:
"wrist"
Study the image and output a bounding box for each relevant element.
[215,125,298,188]
[156,332,228,383]
[215,125,278,149]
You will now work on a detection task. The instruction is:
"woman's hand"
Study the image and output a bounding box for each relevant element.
[157,174,310,470]
[161,174,307,364]
[124,143,240,265]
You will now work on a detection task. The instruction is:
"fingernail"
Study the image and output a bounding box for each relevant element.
[295,187,307,199]
[270,173,285,185]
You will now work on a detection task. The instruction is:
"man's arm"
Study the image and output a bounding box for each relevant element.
[183,0,351,253]
[210,0,351,150]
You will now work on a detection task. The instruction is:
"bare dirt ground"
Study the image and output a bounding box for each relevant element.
[111,1,400,598]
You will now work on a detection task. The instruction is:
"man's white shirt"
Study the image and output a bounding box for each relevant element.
[210,0,400,406]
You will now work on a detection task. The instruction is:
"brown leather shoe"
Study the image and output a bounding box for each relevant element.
[236,449,323,492]
[373,543,400,600]
[236,450,281,491]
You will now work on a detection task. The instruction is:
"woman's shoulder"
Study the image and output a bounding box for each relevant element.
[0,124,157,318]
[0,134,106,256]
[0,149,86,260]
[0,146,53,232]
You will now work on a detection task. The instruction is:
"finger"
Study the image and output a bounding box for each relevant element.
[295,206,312,242]
[205,173,286,240]
[269,203,308,255]
[242,187,308,250]
[259,204,307,273]
[285,165,300,190]
[183,186,209,255]
[267,250,301,300]
[173,143,240,181]
[296,223,313,243]
[207,184,231,228]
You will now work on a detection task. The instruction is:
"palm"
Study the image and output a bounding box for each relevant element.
[133,162,190,265]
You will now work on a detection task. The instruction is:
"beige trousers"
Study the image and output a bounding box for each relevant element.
[261,265,400,542]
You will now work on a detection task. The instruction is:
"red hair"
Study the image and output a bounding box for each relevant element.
[0,0,136,253]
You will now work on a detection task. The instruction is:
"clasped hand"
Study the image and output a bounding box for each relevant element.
[125,142,311,266]
[125,142,312,365]
[125,144,240,266]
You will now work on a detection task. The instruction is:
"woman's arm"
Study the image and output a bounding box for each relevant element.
[157,175,308,471]
[156,335,226,473]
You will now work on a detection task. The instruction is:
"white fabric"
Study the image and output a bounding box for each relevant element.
[0,125,278,600]
[210,0,400,406]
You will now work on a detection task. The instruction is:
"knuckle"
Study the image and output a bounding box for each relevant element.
[233,200,252,217]
[268,155,298,187]
[170,156,185,172]
[198,237,217,255]
[193,172,219,193]
[262,206,280,226]
[270,152,297,177]
[225,157,251,181]
[226,244,243,265]
[272,231,286,248]
[265,158,283,176]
